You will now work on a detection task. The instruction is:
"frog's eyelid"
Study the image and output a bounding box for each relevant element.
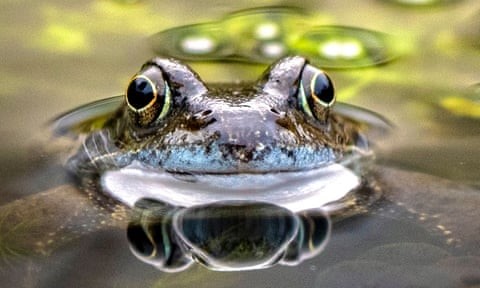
[143,57,208,98]
[142,62,174,85]
[259,56,307,107]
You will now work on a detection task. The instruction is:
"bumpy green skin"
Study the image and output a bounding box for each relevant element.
[68,56,364,176]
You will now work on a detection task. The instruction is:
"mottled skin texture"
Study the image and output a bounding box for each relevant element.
[69,56,364,175]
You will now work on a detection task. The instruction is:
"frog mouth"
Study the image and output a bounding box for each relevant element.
[100,161,362,213]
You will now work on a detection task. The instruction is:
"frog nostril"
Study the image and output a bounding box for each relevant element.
[190,110,217,130]
[194,109,213,118]
[270,108,281,115]
[201,109,213,117]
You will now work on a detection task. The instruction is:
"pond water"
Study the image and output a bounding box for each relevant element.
[1,0,480,287]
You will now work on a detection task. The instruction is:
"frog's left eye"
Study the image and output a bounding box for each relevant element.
[126,66,171,127]
[297,64,335,122]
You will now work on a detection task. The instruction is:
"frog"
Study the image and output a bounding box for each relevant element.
[62,55,383,212]
[2,56,479,274]
[37,55,385,271]
[72,56,356,175]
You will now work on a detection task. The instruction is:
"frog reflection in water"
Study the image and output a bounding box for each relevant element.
[68,56,373,211]
[63,56,374,271]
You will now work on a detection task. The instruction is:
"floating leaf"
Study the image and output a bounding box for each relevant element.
[221,6,308,62]
[293,26,398,68]
[440,84,480,119]
[150,7,399,68]
[151,23,235,60]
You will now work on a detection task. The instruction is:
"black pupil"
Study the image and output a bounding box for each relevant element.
[313,73,334,104]
[127,77,155,110]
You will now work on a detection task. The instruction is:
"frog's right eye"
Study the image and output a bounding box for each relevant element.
[126,66,171,127]
[297,64,335,123]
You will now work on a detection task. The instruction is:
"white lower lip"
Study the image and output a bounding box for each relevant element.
[101,161,361,213]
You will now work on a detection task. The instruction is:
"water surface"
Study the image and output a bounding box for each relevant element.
[0,0,479,287]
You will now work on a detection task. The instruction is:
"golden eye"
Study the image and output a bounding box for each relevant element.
[298,64,335,122]
[125,66,171,127]
[126,75,157,110]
